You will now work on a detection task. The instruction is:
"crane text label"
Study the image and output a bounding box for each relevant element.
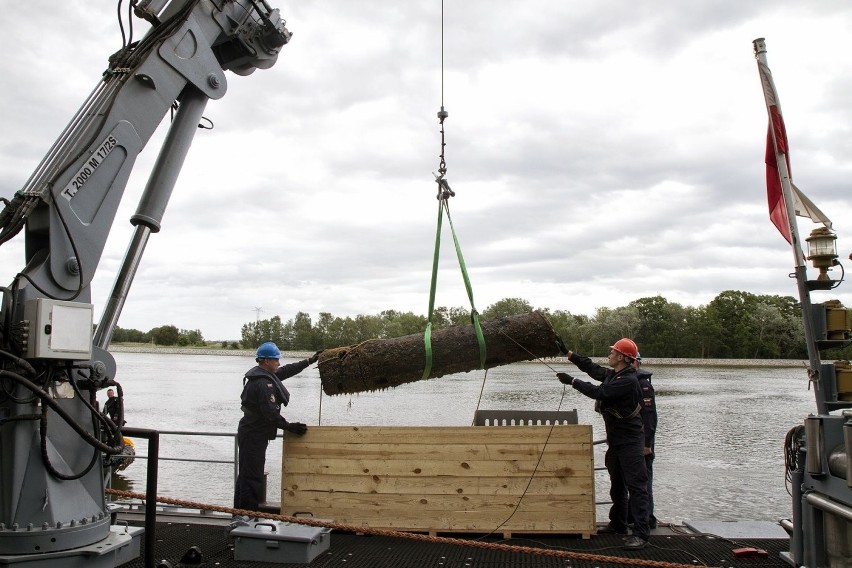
[60,135,118,201]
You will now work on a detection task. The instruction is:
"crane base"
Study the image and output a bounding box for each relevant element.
[0,526,142,568]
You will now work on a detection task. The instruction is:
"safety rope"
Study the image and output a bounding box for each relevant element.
[422,194,487,380]
[476,384,569,538]
[422,0,486,379]
[317,379,323,425]
[105,488,707,568]
[471,369,489,426]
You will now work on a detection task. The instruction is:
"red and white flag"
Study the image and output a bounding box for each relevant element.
[757,58,831,244]
[759,60,793,243]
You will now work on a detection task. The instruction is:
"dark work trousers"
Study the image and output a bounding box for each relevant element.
[644,453,656,526]
[234,430,269,512]
[605,442,650,540]
[628,453,656,528]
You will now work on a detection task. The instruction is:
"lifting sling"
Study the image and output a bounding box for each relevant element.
[422,106,486,380]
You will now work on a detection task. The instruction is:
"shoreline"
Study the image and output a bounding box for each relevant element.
[108,345,808,368]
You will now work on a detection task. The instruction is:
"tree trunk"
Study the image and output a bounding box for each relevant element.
[317,311,566,395]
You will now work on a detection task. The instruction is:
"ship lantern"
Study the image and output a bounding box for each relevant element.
[806,227,838,281]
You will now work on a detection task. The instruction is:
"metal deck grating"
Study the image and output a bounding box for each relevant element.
[119,522,792,567]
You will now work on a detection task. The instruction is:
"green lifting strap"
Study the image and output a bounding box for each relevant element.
[422,197,487,380]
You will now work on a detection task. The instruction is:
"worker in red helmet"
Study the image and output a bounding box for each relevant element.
[556,338,651,550]
[628,353,658,530]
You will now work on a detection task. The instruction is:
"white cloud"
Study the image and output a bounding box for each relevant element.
[1,1,851,340]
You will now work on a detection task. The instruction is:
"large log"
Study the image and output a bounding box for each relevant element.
[317,311,566,395]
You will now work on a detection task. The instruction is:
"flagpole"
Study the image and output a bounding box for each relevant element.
[753,37,825,414]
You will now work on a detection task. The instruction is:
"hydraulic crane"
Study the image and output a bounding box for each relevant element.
[0,1,291,565]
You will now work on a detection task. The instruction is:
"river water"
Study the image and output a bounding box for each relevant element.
[107,352,816,525]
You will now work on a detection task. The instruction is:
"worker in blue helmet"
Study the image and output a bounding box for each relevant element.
[233,342,320,516]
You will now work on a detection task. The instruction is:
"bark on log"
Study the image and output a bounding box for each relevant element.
[317,311,566,395]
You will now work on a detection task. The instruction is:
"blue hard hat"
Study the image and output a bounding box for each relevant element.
[256,342,281,359]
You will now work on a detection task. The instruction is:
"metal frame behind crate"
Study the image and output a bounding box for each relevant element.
[473,409,578,426]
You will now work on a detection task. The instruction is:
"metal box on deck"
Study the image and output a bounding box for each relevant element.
[232,521,331,564]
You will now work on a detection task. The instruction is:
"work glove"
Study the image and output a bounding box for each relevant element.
[556,372,574,386]
[285,422,308,435]
[307,351,322,365]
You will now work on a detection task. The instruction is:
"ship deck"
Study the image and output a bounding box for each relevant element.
[117,515,792,568]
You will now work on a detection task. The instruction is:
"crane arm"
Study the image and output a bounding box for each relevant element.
[0,1,292,560]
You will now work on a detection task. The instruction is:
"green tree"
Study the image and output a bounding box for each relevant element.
[629,296,697,357]
[584,307,614,357]
[279,317,294,350]
[313,312,335,349]
[292,312,313,350]
[325,316,354,348]
[379,310,428,339]
[749,303,788,358]
[447,306,472,327]
[240,320,263,348]
[611,305,641,339]
[429,306,470,329]
[111,326,150,343]
[753,295,805,358]
[241,315,286,349]
[353,314,382,343]
[179,329,204,346]
[150,325,180,346]
[548,310,588,354]
[666,303,702,357]
[705,290,761,358]
[481,298,534,320]
[232,289,810,361]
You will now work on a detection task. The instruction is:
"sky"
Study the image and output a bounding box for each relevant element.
[1,1,851,341]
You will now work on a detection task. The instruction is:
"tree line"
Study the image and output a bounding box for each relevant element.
[113,290,852,360]
[237,290,830,360]
[111,325,208,347]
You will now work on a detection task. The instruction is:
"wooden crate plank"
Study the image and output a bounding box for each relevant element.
[283,474,594,496]
[283,457,592,477]
[285,425,592,446]
[278,506,594,533]
[281,501,595,523]
[283,492,594,513]
[284,441,590,461]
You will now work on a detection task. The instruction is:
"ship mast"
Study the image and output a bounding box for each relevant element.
[753,37,827,413]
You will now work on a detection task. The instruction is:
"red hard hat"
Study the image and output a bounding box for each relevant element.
[610,338,639,360]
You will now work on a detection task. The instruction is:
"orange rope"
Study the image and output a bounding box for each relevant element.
[106,489,711,568]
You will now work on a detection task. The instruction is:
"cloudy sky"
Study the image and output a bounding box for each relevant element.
[1,1,851,340]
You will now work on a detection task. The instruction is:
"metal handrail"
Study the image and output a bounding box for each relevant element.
[593,438,612,506]
[122,429,241,488]
[116,429,290,499]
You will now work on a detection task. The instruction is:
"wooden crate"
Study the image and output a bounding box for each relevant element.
[281,425,595,537]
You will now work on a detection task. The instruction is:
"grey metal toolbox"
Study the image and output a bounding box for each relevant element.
[232,521,332,564]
